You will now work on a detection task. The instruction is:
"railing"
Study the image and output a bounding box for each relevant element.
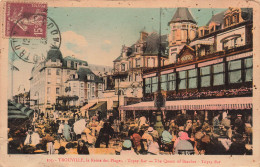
[142,87,252,101]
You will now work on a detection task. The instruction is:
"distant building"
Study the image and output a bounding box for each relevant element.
[112,31,169,109]
[66,67,103,106]
[29,48,105,115]
[13,91,30,107]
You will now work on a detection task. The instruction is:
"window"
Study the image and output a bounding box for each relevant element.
[136,58,141,67]
[161,74,167,90]
[188,69,197,88]
[223,40,228,50]
[228,60,242,84]
[178,71,187,90]
[88,83,90,88]
[147,58,155,67]
[152,76,158,93]
[47,87,51,94]
[47,97,51,104]
[48,69,51,75]
[200,66,211,88]
[245,57,253,82]
[47,77,51,84]
[129,75,132,82]
[129,61,132,69]
[56,69,60,75]
[213,63,225,86]
[145,78,152,93]
[57,78,61,84]
[81,83,84,87]
[172,31,175,40]
[168,73,176,91]
[67,70,70,75]
[121,64,126,71]
[135,73,139,81]
[92,87,95,97]
[98,84,102,90]
[56,87,60,94]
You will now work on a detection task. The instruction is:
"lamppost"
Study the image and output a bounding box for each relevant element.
[154,8,165,136]
[113,68,121,119]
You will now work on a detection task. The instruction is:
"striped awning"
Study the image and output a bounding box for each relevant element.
[8,100,34,119]
[80,102,96,111]
[89,101,107,112]
[120,97,252,111]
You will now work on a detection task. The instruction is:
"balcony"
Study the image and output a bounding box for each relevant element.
[112,69,128,77]
[143,87,252,102]
[115,81,132,89]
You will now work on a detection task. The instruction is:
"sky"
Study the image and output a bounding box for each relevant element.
[8,7,227,97]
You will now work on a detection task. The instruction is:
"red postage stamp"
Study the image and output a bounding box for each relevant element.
[5,2,47,38]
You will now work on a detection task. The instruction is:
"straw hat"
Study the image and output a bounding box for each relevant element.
[148,127,154,133]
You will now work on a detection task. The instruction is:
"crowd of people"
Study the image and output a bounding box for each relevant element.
[8,110,252,155]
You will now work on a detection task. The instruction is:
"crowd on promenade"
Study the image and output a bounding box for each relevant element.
[8,110,252,155]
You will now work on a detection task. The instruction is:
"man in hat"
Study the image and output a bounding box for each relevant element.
[120,139,136,155]
[24,127,41,146]
[221,115,232,139]
[139,115,147,127]
[84,128,96,148]
[150,112,157,126]
[212,112,221,135]
[234,114,245,135]
[142,127,154,150]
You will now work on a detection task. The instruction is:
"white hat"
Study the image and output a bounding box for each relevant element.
[148,127,154,133]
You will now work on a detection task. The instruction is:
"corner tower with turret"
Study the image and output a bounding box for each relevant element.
[168,7,197,63]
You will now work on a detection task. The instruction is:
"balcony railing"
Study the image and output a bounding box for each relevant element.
[142,87,252,101]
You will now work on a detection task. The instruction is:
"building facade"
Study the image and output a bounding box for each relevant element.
[112,31,169,109]
[120,7,253,123]
[30,48,105,115]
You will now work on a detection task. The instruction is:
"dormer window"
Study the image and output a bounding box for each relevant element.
[121,64,126,71]
[56,69,60,75]
[87,75,90,80]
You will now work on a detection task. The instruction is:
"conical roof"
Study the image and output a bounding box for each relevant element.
[169,7,196,24]
[46,47,63,62]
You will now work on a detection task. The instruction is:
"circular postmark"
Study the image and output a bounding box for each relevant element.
[10,15,61,64]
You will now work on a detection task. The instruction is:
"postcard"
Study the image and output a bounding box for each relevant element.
[0,0,259,166]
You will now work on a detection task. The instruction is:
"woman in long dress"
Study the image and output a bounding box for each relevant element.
[63,121,71,141]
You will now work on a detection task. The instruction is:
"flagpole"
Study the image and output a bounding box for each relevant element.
[11,52,14,101]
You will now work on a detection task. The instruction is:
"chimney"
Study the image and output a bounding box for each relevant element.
[140,31,148,41]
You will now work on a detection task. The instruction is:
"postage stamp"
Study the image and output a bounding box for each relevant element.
[5,2,47,38]
[10,16,61,63]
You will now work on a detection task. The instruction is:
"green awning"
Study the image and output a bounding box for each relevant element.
[8,100,34,120]
[89,101,107,112]
[88,101,107,118]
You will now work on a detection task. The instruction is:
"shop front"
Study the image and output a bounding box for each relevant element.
[120,97,252,124]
